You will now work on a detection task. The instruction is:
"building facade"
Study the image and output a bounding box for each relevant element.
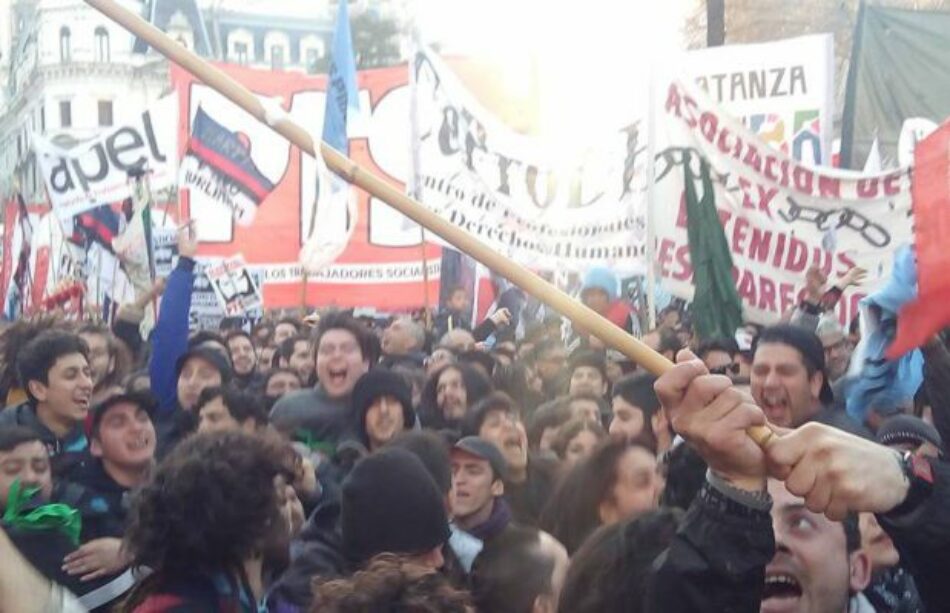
[0,0,402,205]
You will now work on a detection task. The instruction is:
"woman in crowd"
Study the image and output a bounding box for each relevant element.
[540,438,662,554]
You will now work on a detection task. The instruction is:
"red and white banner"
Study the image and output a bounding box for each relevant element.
[654,79,913,324]
[171,63,441,310]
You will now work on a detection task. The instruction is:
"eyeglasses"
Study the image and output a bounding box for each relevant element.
[710,363,740,376]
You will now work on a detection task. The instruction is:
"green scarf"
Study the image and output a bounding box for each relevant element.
[2,479,81,546]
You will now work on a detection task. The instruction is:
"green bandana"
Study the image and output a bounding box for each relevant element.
[294,429,336,457]
[2,479,81,546]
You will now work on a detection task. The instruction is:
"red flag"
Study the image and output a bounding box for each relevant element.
[30,246,50,313]
[888,120,950,358]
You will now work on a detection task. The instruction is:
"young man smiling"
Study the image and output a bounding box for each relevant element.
[0,331,93,476]
[270,312,373,448]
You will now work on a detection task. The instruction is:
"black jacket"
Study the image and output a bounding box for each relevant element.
[650,480,775,612]
[878,456,950,611]
[0,402,88,478]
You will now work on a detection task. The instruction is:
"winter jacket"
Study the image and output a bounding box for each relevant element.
[503,456,558,527]
[149,257,195,417]
[269,384,353,449]
[64,458,133,541]
[921,338,950,454]
[878,456,950,611]
[650,479,775,612]
[0,402,88,478]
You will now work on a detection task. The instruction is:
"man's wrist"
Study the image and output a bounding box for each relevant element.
[707,470,771,512]
[709,469,766,494]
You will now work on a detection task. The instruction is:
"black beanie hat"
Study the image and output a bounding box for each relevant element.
[352,369,416,431]
[175,347,233,385]
[876,414,943,451]
[341,448,450,564]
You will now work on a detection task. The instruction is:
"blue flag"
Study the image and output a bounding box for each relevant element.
[302,0,360,272]
[322,0,359,154]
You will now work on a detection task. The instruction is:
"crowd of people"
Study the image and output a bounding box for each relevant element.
[0,226,949,612]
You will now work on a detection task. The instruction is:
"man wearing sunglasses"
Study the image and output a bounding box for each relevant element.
[697,338,741,379]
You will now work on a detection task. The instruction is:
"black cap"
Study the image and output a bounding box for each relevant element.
[352,369,416,430]
[341,448,450,564]
[876,414,943,451]
[452,436,507,481]
[175,347,233,385]
[756,324,834,405]
[86,391,157,439]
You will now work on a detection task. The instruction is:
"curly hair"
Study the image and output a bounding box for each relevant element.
[123,431,293,581]
[311,553,472,612]
[0,315,70,400]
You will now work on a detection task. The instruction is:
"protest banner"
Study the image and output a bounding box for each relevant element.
[179,106,276,226]
[410,47,646,273]
[653,78,913,325]
[32,95,179,220]
[204,255,263,316]
[685,34,834,166]
[172,62,442,310]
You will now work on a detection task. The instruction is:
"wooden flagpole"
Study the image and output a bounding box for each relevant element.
[84,0,773,446]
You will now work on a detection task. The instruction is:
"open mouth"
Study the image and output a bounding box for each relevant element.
[761,392,788,418]
[327,368,348,386]
[127,436,151,451]
[762,572,802,607]
[503,434,523,452]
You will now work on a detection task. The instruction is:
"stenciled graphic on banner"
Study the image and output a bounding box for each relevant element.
[410,47,646,272]
[653,79,912,324]
[204,255,263,316]
[179,106,276,226]
[685,34,834,166]
[33,95,178,220]
[172,61,443,310]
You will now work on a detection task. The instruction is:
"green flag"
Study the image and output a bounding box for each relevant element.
[683,151,743,341]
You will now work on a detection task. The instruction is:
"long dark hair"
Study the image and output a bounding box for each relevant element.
[557,508,681,613]
[540,437,652,554]
[417,363,492,430]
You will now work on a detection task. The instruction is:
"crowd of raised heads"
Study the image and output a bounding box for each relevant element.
[0,252,948,613]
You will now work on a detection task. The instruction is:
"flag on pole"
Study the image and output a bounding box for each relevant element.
[300,0,360,273]
[683,151,743,341]
[887,119,950,358]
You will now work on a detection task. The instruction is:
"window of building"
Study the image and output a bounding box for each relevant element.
[95,26,110,62]
[235,41,248,65]
[98,100,113,127]
[59,27,71,63]
[59,100,72,128]
[271,45,284,71]
[305,47,320,74]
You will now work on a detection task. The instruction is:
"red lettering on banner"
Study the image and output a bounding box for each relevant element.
[737,269,757,306]
[748,228,772,263]
[772,232,787,268]
[743,144,763,173]
[785,237,808,273]
[658,238,675,277]
[883,172,902,196]
[664,84,683,118]
[717,127,732,155]
[757,185,778,218]
[732,216,750,254]
[779,281,796,314]
[793,167,814,194]
[857,178,879,198]
[779,159,791,189]
[676,193,688,228]
[818,176,841,199]
[684,96,699,128]
[700,112,719,143]
[718,208,733,226]
[758,276,776,312]
[764,156,779,183]
[674,244,693,281]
